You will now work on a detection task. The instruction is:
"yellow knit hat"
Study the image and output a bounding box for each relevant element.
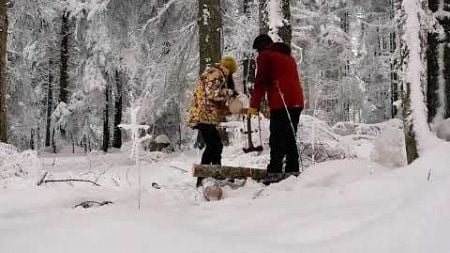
[220,56,238,74]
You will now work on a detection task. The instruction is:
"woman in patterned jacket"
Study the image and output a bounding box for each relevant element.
[188,56,238,187]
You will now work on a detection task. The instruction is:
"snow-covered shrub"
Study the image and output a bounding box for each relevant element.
[332,122,358,136]
[333,121,383,137]
[299,115,353,165]
[370,119,407,168]
[354,124,383,137]
[0,143,42,185]
[436,118,450,141]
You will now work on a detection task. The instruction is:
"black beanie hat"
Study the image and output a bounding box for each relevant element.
[252,34,273,52]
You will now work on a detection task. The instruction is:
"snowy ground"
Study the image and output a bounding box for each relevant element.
[1,135,450,252]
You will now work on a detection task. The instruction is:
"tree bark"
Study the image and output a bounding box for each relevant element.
[445,42,450,118]
[426,30,439,122]
[340,8,350,122]
[59,10,70,104]
[112,70,122,148]
[259,0,291,45]
[403,82,419,163]
[427,0,450,122]
[45,60,54,147]
[390,0,402,118]
[102,83,111,152]
[0,0,7,143]
[198,0,222,75]
[193,164,267,181]
[402,0,427,164]
[443,0,450,119]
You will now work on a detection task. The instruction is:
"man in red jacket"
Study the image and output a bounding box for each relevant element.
[248,34,305,175]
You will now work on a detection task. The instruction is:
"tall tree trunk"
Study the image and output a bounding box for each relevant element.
[427,0,450,122]
[198,0,222,75]
[445,42,450,118]
[426,29,439,122]
[243,0,256,90]
[59,10,70,104]
[197,0,226,146]
[340,8,350,122]
[442,0,450,119]
[390,0,403,119]
[102,83,110,152]
[0,0,7,143]
[112,70,122,149]
[45,60,54,147]
[259,0,291,45]
[402,0,428,164]
[403,81,419,163]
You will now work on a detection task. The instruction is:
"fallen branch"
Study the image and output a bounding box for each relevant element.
[42,179,101,186]
[169,165,188,173]
[252,188,266,200]
[74,200,113,209]
[37,172,49,186]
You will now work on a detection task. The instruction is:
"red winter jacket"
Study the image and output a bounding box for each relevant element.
[250,43,305,111]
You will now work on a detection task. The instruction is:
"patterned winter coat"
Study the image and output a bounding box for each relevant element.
[188,65,234,128]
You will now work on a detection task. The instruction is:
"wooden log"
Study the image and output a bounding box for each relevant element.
[192,164,267,181]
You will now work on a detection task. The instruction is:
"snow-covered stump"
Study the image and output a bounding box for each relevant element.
[119,106,150,209]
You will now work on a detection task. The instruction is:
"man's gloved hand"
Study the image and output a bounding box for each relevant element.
[247,107,259,116]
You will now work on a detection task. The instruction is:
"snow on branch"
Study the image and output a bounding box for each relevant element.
[142,0,194,33]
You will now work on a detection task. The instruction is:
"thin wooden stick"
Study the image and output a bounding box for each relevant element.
[42,179,101,186]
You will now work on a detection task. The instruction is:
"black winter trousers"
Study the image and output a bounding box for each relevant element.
[197,124,223,165]
[196,124,223,187]
[268,108,302,174]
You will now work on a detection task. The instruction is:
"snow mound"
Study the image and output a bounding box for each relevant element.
[333,121,383,137]
[370,119,407,168]
[332,122,359,136]
[436,118,450,141]
[300,159,389,188]
[354,123,383,136]
[299,115,353,165]
[0,143,42,185]
[155,134,170,144]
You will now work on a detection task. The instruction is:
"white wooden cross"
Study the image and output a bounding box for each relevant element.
[118,106,151,209]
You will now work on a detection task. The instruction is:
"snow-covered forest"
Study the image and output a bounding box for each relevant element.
[1,0,450,252]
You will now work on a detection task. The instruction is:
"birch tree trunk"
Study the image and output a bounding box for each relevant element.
[0,0,7,143]
[198,0,222,75]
